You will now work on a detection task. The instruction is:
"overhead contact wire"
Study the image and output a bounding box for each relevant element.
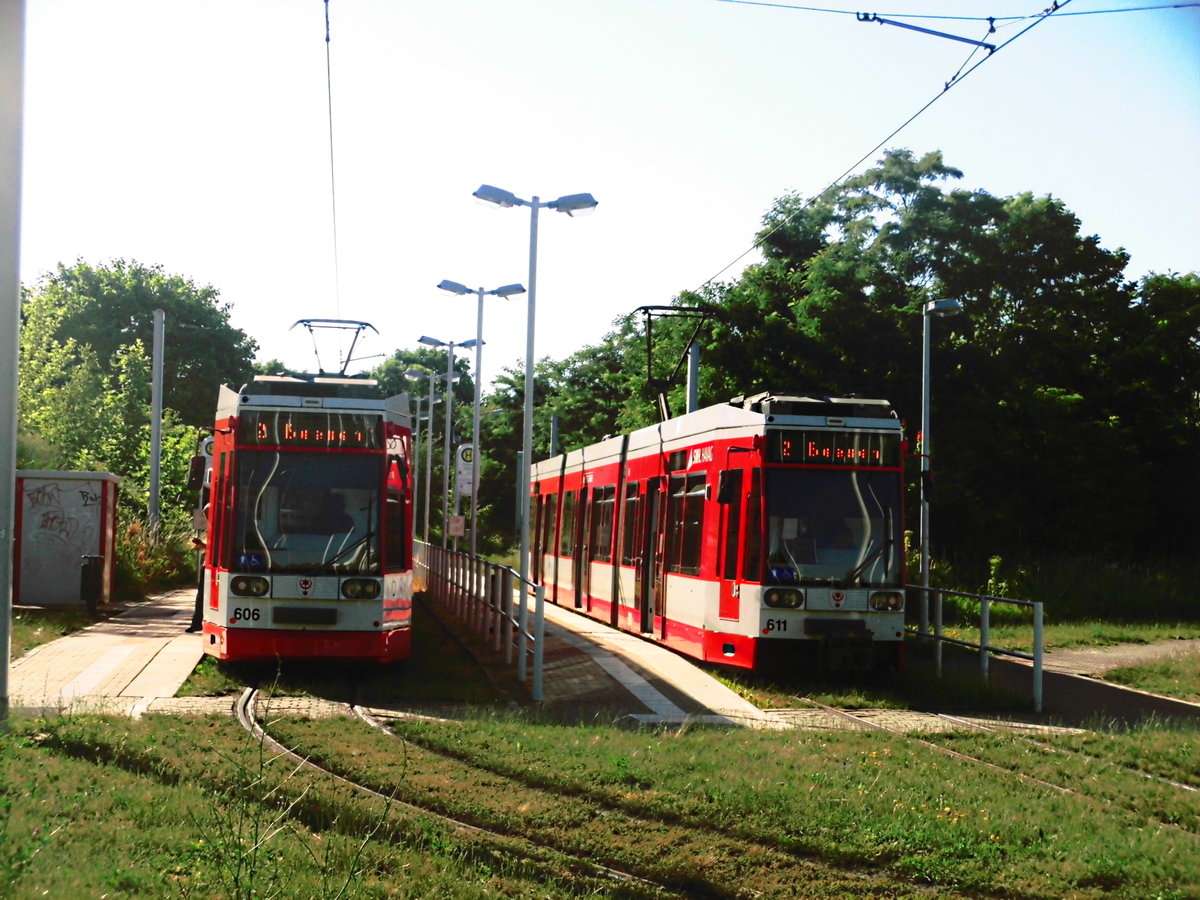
[697,0,1079,290]
[714,0,1198,20]
[324,0,343,328]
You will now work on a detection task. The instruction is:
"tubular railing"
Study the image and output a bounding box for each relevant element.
[909,585,1044,712]
[414,541,545,702]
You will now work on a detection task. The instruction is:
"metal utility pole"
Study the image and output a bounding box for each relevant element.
[0,0,26,729]
[149,309,165,541]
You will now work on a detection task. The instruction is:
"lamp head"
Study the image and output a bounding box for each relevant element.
[459,338,481,350]
[924,299,964,318]
[549,192,598,217]
[405,368,430,378]
[418,335,447,348]
[437,280,473,296]
[473,184,525,208]
[488,283,526,298]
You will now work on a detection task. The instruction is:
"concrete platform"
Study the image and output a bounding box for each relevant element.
[535,600,776,728]
[8,585,1196,732]
[8,588,203,717]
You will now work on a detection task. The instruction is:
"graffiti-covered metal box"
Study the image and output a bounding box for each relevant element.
[14,471,120,608]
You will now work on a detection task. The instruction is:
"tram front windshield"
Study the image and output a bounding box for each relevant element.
[229,451,381,574]
[764,468,901,587]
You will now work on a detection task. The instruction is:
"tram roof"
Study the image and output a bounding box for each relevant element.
[535,391,899,475]
[238,374,383,400]
[730,392,896,420]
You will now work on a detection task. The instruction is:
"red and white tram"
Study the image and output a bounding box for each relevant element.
[531,392,907,671]
[197,374,415,662]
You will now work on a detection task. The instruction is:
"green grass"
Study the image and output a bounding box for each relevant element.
[6,586,1200,898]
[5,710,1197,899]
[9,606,96,659]
[1106,654,1200,703]
[268,710,1200,897]
[0,715,603,899]
[921,621,1200,655]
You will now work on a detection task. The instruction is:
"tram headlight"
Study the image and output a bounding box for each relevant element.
[764,588,805,609]
[341,579,381,600]
[231,576,269,597]
[870,591,905,611]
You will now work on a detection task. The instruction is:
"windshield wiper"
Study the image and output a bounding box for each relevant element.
[839,538,892,588]
[325,530,374,568]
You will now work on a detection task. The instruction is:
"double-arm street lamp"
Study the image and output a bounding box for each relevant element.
[406,368,441,545]
[405,367,444,546]
[418,336,477,547]
[471,184,597,587]
[437,279,526,559]
[919,298,964,634]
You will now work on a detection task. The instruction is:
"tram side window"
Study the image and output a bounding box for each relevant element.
[385,492,407,572]
[559,491,577,556]
[743,469,762,581]
[620,482,640,566]
[538,493,558,582]
[590,485,616,563]
[721,469,744,580]
[666,472,706,576]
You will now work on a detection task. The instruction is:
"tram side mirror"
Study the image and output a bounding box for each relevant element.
[716,471,735,505]
[388,455,409,486]
[186,455,207,492]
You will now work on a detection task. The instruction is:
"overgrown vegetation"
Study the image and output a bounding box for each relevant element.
[18,155,1200,601]
[1106,654,1200,703]
[9,706,1193,899]
[8,607,95,660]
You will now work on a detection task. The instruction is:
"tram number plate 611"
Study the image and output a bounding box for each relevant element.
[232,608,261,623]
[764,618,788,634]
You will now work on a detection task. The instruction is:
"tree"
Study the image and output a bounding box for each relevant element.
[21,259,258,426]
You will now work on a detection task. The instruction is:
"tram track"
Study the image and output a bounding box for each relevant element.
[234,688,956,899]
[235,688,682,899]
[785,694,1200,836]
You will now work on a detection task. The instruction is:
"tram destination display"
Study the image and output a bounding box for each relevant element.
[236,410,383,449]
[768,430,900,467]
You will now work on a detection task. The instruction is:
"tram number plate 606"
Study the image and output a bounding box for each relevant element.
[232,608,261,623]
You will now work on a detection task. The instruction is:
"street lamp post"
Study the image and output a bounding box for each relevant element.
[471,184,596,589]
[418,336,477,548]
[919,298,963,635]
[437,279,525,559]
[406,367,447,546]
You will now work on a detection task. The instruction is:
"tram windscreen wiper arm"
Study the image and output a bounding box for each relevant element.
[839,538,891,588]
[325,531,373,567]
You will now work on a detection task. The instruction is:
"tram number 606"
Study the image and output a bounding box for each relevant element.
[232,608,261,623]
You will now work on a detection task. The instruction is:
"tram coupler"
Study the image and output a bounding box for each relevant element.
[805,618,874,671]
[822,635,875,672]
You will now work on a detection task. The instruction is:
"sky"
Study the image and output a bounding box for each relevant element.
[17,0,1200,393]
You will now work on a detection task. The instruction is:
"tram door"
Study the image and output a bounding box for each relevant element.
[573,488,589,609]
[634,476,665,634]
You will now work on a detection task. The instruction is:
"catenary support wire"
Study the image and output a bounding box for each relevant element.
[324,0,342,328]
[697,0,1082,290]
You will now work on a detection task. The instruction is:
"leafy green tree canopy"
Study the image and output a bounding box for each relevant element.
[22,259,258,426]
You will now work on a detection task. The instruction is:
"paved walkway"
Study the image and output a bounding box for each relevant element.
[8,589,204,717]
[534,600,774,728]
[6,588,1199,730]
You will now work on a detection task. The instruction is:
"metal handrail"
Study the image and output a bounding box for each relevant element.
[415,541,545,701]
[908,585,1044,712]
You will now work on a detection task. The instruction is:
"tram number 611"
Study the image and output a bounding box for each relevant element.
[764,618,788,633]
[232,608,261,623]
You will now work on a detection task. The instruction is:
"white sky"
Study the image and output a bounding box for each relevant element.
[18,0,1200,390]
